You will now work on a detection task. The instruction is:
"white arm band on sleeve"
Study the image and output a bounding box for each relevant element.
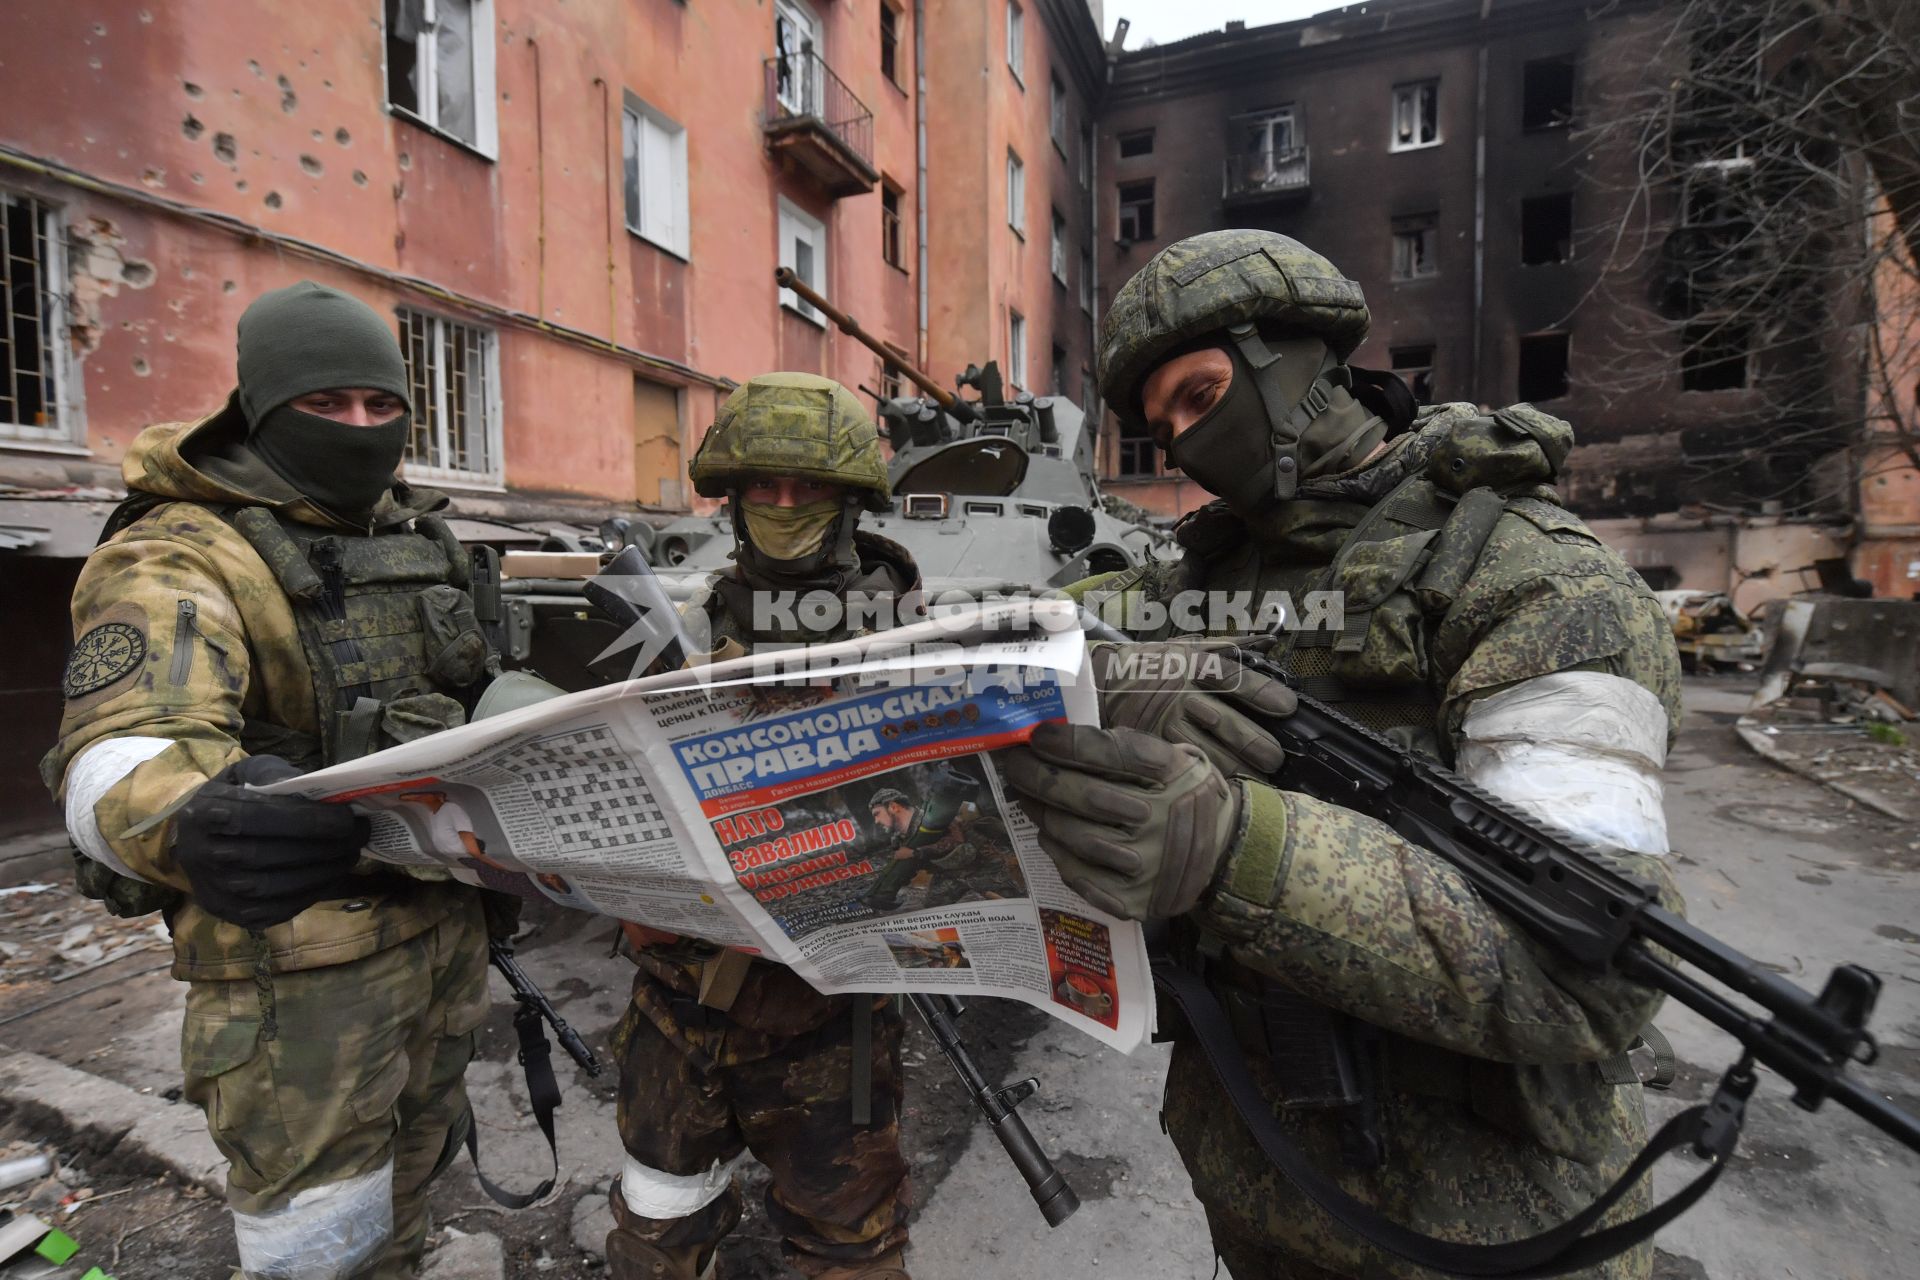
[619,1151,749,1219]
[64,736,177,882]
[1457,671,1671,857]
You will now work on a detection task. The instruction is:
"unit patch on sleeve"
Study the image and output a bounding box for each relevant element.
[63,622,148,698]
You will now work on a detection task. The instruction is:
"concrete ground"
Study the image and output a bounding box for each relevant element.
[1,675,1915,1279]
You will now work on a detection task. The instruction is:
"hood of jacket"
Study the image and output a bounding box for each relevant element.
[121,391,449,530]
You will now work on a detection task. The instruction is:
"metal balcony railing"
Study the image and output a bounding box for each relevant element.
[1223,147,1311,201]
[764,49,875,176]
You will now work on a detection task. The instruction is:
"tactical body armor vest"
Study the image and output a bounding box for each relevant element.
[75,497,495,916]
[1083,405,1647,1167]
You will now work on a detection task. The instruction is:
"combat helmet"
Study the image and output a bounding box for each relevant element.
[1098,229,1370,436]
[690,372,891,511]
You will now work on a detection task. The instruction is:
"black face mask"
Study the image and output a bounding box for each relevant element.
[250,405,409,520]
[1164,336,1388,517]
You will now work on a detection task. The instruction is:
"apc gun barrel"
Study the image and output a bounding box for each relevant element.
[772,266,969,416]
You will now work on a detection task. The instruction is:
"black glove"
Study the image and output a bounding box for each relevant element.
[172,755,369,930]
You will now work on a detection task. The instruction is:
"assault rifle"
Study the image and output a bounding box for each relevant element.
[1081,614,1918,1275]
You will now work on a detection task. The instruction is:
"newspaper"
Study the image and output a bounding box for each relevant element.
[256,599,1151,1052]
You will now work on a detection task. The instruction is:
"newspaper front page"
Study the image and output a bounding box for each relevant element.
[255,600,1151,1052]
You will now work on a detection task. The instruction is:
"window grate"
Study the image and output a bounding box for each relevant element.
[399,306,501,483]
[1,191,70,442]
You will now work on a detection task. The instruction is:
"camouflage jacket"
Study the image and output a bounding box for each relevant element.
[1074,403,1685,1278]
[42,399,478,982]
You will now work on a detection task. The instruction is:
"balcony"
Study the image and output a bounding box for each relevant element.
[763,50,879,197]
[1223,148,1311,205]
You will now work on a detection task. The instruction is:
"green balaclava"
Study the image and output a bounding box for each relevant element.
[235,281,413,519]
[1165,330,1389,517]
[740,499,845,566]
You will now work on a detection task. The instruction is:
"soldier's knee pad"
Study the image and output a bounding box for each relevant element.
[230,1159,394,1280]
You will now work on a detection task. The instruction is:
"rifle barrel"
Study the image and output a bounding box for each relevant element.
[772,266,964,414]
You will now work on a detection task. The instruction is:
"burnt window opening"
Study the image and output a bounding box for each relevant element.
[1521,56,1576,131]
[1517,332,1570,402]
[1051,344,1068,396]
[881,181,905,269]
[1390,344,1436,405]
[1682,319,1750,390]
[1391,212,1439,280]
[1119,129,1155,158]
[880,1,903,86]
[1118,180,1156,242]
[1520,192,1574,265]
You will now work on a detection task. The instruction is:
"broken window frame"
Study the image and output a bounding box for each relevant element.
[1118,128,1155,159]
[1391,212,1439,280]
[1050,73,1070,152]
[1390,79,1441,152]
[383,0,499,159]
[1117,179,1155,243]
[1517,330,1571,403]
[1519,191,1575,266]
[1681,316,1751,391]
[397,306,504,488]
[1520,55,1577,132]
[1050,207,1068,283]
[1006,0,1025,86]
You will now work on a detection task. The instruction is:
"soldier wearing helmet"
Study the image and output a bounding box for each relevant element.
[1004,231,1685,1279]
[606,374,919,1280]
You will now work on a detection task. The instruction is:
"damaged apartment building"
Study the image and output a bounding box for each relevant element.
[1094,0,1894,606]
[0,0,1108,832]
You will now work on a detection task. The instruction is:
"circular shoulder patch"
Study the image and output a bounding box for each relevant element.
[64,622,148,698]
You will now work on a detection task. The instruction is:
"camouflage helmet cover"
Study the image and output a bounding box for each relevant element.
[689,372,891,510]
[868,787,913,811]
[1097,229,1371,432]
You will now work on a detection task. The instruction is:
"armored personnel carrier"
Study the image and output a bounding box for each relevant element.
[639,268,1167,594]
[484,270,1167,686]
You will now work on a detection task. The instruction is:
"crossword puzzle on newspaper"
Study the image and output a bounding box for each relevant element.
[518,725,672,850]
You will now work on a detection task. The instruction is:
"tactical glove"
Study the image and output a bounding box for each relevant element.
[172,755,369,930]
[1002,723,1241,921]
[1090,640,1294,780]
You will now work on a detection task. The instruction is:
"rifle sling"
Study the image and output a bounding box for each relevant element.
[466,1000,563,1210]
[1150,948,1738,1277]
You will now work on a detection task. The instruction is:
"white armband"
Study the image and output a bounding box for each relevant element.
[63,736,176,882]
[1457,672,1670,856]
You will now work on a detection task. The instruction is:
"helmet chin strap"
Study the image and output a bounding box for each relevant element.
[1223,323,1348,502]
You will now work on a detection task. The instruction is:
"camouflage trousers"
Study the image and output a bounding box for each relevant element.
[181,898,490,1280]
[1161,1039,1652,1280]
[610,957,910,1277]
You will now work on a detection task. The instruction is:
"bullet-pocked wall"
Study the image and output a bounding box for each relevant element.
[0,0,942,510]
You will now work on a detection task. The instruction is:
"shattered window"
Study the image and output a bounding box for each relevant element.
[1118,180,1155,242]
[398,307,502,484]
[1391,79,1441,151]
[0,190,74,444]
[385,0,495,156]
[1391,212,1439,280]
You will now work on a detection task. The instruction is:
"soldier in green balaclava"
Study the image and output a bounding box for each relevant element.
[45,280,497,1279]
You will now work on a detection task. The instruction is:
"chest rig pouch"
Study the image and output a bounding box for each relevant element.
[228,507,495,766]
